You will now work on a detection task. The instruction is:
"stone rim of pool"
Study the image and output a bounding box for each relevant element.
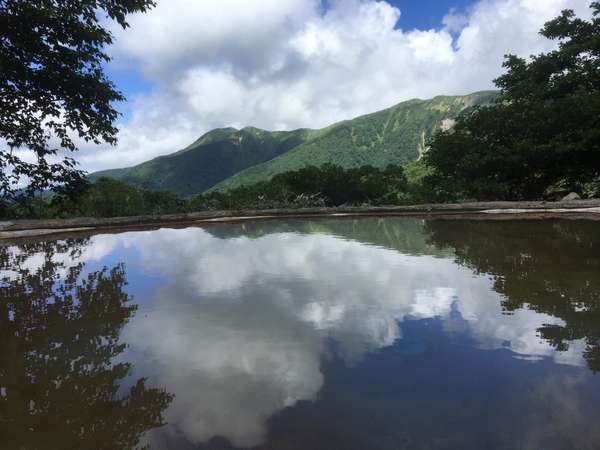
[1,199,600,241]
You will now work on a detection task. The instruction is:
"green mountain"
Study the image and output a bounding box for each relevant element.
[211,91,497,192]
[91,91,497,196]
[90,127,315,196]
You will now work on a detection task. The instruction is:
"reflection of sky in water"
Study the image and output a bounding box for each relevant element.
[4,219,599,449]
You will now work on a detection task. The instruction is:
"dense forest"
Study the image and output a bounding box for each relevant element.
[0,4,598,219]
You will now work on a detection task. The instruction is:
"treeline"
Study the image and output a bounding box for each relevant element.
[1,178,188,219]
[0,164,421,219]
[191,164,412,210]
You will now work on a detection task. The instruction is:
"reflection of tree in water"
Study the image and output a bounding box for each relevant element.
[206,217,449,257]
[425,220,600,372]
[0,239,173,449]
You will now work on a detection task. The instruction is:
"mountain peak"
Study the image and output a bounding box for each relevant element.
[188,127,240,148]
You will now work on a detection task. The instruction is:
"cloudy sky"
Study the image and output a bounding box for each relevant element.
[76,0,592,173]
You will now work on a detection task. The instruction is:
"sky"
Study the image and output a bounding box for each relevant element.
[65,0,593,173]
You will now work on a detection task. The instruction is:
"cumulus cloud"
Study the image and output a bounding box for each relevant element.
[72,0,595,173]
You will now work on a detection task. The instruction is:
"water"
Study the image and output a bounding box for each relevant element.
[1,218,599,450]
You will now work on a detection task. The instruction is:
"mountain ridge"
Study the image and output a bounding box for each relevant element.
[90,91,498,195]
[90,126,311,196]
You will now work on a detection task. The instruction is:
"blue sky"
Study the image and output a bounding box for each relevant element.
[389,0,474,30]
[107,67,152,98]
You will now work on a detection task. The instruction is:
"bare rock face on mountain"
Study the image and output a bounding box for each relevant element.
[562,192,582,201]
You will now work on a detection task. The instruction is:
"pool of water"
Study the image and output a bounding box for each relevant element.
[1,218,599,450]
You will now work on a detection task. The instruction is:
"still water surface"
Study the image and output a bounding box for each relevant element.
[1,218,599,450]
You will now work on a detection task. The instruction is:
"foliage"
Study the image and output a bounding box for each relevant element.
[424,3,600,201]
[3,165,411,219]
[583,176,600,199]
[403,159,438,204]
[68,177,187,217]
[1,177,187,219]
[1,161,471,219]
[0,0,155,199]
[191,164,409,210]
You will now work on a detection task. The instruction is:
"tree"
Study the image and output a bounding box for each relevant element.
[190,164,410,210]
[425,2,600,201]
[0,0,156,199]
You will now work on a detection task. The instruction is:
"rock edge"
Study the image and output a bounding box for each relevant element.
[2,200,600,240]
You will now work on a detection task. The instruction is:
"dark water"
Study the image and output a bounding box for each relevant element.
[1,218,599,450]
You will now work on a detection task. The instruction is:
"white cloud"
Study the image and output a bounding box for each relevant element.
[76,0,594,173]
[443,8,469,33]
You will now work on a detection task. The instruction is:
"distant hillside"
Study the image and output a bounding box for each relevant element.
[90,127,316,196]
[211,91,497,192]
[90,91,497,196]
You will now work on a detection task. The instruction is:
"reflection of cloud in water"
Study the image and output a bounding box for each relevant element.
[126,286,324,447]
[106,227,583,447]
[0,236,119,281]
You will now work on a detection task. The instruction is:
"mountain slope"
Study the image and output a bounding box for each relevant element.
[91,91,497,196]
[90,127,314,196]
[211,91,497,192]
